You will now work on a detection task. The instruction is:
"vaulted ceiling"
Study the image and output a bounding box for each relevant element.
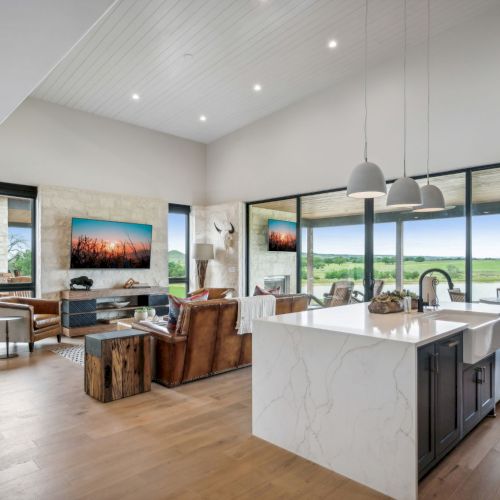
[32,0,499,143]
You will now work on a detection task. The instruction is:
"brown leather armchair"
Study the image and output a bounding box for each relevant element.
[188,287,237,299]
[0,297,61,352]
[149,294,309,387]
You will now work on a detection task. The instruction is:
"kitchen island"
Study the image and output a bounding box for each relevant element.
[252,302,500,500]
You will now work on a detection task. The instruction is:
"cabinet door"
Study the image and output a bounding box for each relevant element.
[435,334,462,456]
[480,355,495,417]
[463,364,481,436]
[418,343,435,474]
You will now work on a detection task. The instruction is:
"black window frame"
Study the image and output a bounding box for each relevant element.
[0,181,37,297]
[245,162,500,301]
[168,203,190,294]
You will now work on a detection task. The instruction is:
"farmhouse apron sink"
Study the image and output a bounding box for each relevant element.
[426,309,500,364]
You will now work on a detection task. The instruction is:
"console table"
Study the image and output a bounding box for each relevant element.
[60,287,168,337]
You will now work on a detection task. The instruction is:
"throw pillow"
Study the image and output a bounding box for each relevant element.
[167,290,209,329]
[253,285,280,296]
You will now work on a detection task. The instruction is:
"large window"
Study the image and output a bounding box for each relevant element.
[374,174,466,303]
[0,184,37,297]
[168,204,190,298]
[246,165,500,303]
[300,190,364,299]
[472,169,500,301]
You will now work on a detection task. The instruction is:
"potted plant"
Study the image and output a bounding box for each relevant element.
[147,306,156,319]
[134,307,148,321]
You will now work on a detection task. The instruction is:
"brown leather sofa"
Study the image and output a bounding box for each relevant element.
[150,294,309,387]
[0,297,61,351]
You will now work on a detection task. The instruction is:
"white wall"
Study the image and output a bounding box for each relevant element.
[0,98,206,205]
[206,9,500,204]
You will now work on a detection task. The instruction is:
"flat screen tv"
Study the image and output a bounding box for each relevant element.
[268,219,297,252]
[70,218,152,269]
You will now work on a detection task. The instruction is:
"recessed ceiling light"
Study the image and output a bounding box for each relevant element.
[253,83,262,92]
[131,93,140,100]
[199,115,207,122]
[327,39,338,49]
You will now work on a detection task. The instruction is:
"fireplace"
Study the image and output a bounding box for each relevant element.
[264,275,290,295]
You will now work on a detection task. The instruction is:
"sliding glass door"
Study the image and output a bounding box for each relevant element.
[0,183,37,298]
[246,164,500,303]
[374,174,465,303]
[300,190,364,300]
[168,204,190,298]
[472,168,500,301]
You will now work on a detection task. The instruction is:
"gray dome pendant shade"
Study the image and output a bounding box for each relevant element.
[347,162,386,198]
[387,177,422,207]
[413,184,445,212]
[413,0,446,213]
[346,0,386,199]
[387,0,422,209]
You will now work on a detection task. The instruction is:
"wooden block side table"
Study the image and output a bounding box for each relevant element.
[85,329,151,402]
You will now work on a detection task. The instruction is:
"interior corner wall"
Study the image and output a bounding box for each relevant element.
[190,202,245,296]
[205,8,500,204]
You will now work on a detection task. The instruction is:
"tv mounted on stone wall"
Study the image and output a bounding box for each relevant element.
[70,217,152,269]
[268,219,297,252]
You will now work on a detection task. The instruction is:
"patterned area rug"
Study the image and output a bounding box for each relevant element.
[50,344,84,366]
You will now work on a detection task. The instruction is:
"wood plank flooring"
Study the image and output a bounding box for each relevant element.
[1,339,499,499]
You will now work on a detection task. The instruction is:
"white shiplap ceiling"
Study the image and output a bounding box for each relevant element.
[32,0,499,144]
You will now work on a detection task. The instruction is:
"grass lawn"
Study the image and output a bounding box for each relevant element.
[303,258,500,285]
[168,283,186,297]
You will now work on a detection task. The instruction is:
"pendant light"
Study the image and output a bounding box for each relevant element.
[413,0,445,212]
[347,0,386,199]
[387,0,422,208]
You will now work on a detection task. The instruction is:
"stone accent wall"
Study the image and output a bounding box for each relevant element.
[39,185,168,299]
[249,207,297,294]
[191,202,245,296]
[0,196,8,273]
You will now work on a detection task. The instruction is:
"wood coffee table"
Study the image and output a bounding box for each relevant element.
[84,329,151,402]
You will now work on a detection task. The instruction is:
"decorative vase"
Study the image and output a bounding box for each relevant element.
[147,308,156,319]
[134,310,148,321]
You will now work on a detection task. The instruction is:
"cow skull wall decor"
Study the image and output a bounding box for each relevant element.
[214,221,235,251]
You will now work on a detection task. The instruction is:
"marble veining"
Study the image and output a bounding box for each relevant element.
[253,319,417,499]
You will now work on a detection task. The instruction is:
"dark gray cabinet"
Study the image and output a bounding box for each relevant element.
[463,354,495,436]
[418,333,463,478]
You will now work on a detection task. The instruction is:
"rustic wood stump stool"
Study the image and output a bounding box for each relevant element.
[85,329,151,402]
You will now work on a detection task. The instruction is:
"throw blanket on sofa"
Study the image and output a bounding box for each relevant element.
[236,295,276,335]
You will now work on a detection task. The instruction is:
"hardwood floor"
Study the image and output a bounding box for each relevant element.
[1,339,499,500]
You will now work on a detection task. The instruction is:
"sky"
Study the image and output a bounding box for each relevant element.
[168,213,186,252]
[300,214,500,258]
[72,218,152,244]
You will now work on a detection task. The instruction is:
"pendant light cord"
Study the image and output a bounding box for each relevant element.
[403,0,407,177]
[426,0,431,185]
[363,0,368,163]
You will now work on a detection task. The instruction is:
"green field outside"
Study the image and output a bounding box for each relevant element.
[301,255,500,286]
[168,283,186,298]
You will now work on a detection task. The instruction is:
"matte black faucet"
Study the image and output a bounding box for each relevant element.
[418,268,455,312]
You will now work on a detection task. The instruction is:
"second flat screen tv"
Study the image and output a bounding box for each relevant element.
[268,219,297,252]
[70,218,152,269]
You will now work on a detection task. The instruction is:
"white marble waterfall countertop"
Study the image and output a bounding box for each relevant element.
[259,302,500,346]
